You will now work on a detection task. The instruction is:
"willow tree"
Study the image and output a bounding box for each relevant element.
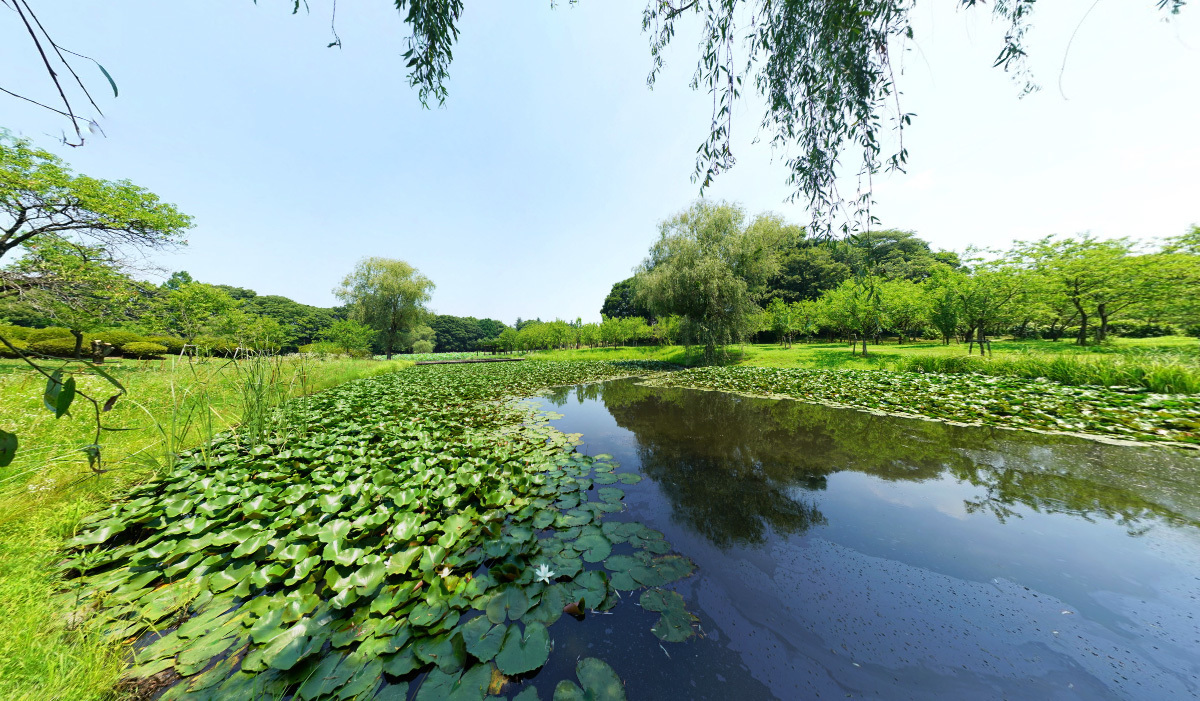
[335,257,434,359]
[8,3,1186,231]
[635,202,794,362]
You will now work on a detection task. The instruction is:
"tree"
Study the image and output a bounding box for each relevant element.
[879,278,928,344]
[635,202,794,362]
[0,133,190,281]
[1010,236,1142,345]
[955,265,1020,355]
[6,238,137,358]
[925,267,963,345]
[11,4,1186,232]
[400,324,436,354]
[825,276,887,356]
[600,277,655,321]
[766,297,796,347]
[317,319,376,357]
[148,281,237,343]
[334,257,434,359]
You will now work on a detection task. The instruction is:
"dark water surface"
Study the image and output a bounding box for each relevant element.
[526,379,1200,700]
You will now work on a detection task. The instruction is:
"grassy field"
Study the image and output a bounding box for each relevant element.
[531,337,1200,393]
[0,355,411,701]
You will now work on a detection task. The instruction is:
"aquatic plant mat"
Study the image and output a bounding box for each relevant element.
[61,361,686,700]
[642,367,1200,446]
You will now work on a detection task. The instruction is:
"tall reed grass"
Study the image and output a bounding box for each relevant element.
[892,350,1200,394]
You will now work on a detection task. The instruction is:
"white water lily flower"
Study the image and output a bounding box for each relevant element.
[534,563,556,584]
[438,566,452,578]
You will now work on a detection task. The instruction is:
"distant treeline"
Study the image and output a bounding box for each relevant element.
[0,267,510,358]
[595,226,1200,354]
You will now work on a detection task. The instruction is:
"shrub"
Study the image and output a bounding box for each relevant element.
[298,342,343,356]
[25,327,74,343]
[28,337,81,358]
[122,341,169,359]
[0,337,29,358]
[192,335,238,357]
[1109,322,1176,338]
[144,336,186,354]
[90,329,149,350]
[1186,324,1200,338]
[0,324,32,341]
[412,339,435,354]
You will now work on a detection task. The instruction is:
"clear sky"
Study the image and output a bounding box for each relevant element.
[2,1,1197,323]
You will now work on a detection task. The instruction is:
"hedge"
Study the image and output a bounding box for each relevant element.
[25,327,74,343]
[0,337,29,358]
[28,337,81,358]
[122,342,169,359]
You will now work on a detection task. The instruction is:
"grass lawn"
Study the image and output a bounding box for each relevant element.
[532,336,1199,368]
[0,355,411,701]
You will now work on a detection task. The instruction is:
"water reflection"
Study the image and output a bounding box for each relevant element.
[546,380,1200,546]
[536,380,1200,699]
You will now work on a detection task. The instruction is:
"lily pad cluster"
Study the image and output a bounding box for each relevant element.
[59,361,694,700]
[643,367,1200,445]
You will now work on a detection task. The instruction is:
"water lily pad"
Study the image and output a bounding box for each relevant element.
[596,488,624,504]
[573,532,612,563]
[639,589,697,642]
[415,663,493,701]
[494,622,551,676]
[552,657,626,701]
[485,586,531,624]
[461,616,507,662]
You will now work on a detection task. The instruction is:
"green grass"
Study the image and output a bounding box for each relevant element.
[0,355,411,701]
[530,337,1200,393]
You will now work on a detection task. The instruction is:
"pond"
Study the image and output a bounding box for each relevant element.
[528,378,1200,699]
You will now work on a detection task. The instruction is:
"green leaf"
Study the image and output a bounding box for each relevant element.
[573,532,612,563]
[639,588,698,642]
[461,616,506,662]
[1,429,19,468]
[552,657,626,701]
[414,663,492,701]
[485,586,530,624]
[494,622,550,676]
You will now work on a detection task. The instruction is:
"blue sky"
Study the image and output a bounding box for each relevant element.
[2,1,1197,323]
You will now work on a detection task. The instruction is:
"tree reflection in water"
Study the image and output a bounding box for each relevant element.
[551,379,1200,546]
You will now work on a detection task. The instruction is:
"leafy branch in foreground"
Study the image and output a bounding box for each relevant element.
[0,131,191,473]
[5,2,1189,234]
[0,334,126,472]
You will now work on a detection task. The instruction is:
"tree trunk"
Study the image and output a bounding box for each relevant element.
[1097,303,1110,343]
[861,337,868,356]
[977,328,987,356]
[71,329,84,360]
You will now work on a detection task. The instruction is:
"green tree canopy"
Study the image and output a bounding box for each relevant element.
[335,257,434,359]
[635,201,794,361]
[9,3,1187,232]
[600,278,655,321]
[0,133,191,291]
[6,238,137,358]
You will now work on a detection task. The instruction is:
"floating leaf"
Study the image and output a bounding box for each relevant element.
[415,663,493,701]
[552,657,626,701]
[494,622,550,676]
[485,586,531,625]
[639,589,698,642]
[573,532,612,563]
[461,616,507,662]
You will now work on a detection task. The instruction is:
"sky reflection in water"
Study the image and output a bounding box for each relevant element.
[531,379,1200,700]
